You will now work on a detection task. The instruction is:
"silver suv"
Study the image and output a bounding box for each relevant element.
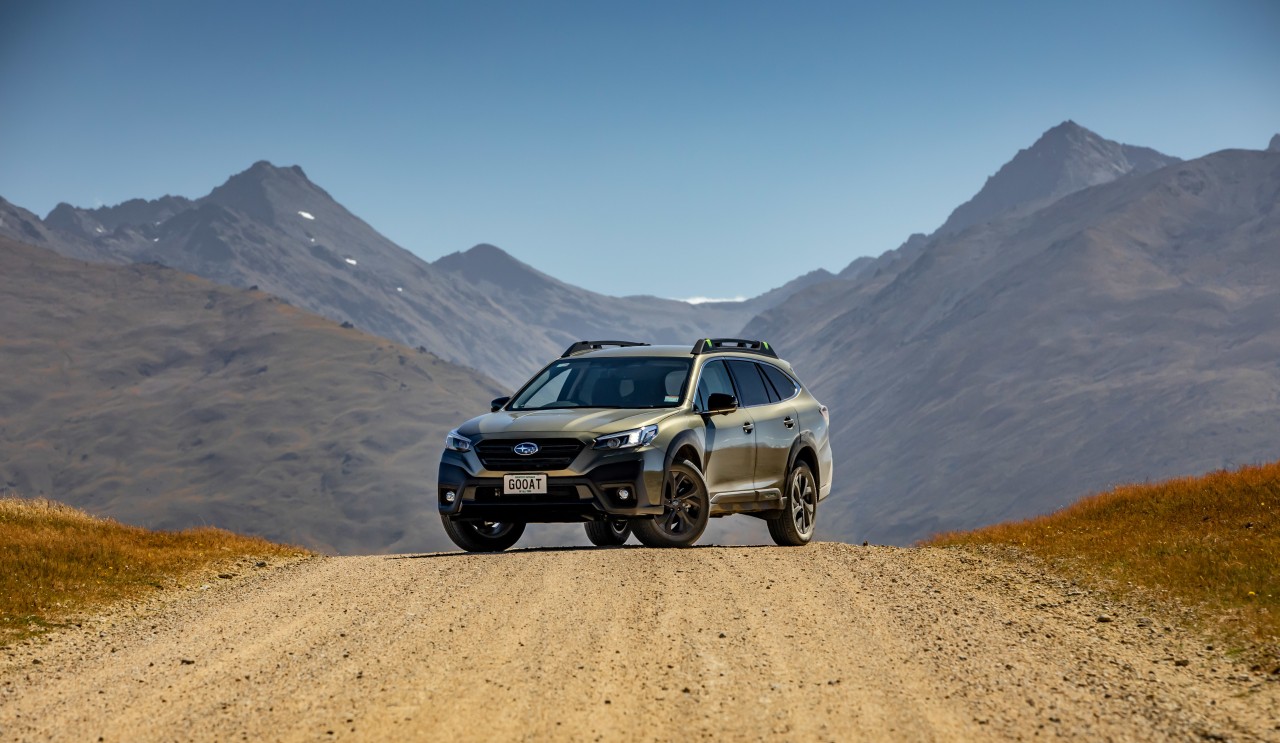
[438,338,834,551]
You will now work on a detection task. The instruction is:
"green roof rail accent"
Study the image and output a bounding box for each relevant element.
[689,338,779,359]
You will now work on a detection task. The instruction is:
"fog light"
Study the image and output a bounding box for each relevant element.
[617,488,631,501]
[444,490,457,503]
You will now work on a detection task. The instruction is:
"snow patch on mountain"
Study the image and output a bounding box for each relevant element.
[680,296,747,304]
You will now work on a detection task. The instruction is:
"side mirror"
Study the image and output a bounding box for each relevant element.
[705,392,738,415]
[491,396,511,412]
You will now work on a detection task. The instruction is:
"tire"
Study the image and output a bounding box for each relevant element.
[441,516,526,552]
[767,461,817,546]
[584,518,632,546]
[633,460,710,548]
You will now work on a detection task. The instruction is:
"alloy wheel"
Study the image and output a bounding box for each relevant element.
[790,468,816,538]
[659,469,704,536]
[475,521,516,538]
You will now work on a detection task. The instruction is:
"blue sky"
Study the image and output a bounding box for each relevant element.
[2,1,1277,299]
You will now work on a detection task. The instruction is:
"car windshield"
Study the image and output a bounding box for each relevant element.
[509,357,692,410]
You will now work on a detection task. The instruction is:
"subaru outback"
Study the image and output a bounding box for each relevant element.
[437,338,833,551]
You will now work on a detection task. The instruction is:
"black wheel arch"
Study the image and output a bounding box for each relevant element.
[786,433,822,493]
[664,429,705,473]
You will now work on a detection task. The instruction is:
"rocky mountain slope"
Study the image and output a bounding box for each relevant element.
[6,166,810,387]
[19,163,568,386]
[758,123,1184,357]
[0,236,501,554]
[429,243,765,359]
[0,197,98,261]
[936,120,1179,236]
[750,144,1280,544]
[761,123,1183,341]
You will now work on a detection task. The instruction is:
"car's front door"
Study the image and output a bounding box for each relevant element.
[695,360,755,494]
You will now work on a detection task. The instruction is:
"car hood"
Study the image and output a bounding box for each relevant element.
[457,408,679,438]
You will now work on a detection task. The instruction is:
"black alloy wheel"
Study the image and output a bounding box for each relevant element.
[584,518,632,546]
[633,460,710,548]
[441,517,527,552]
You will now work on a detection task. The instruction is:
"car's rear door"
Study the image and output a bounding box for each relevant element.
[726,360,797,494]
[695,359,755,495]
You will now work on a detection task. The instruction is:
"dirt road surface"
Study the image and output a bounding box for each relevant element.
[3,543,1278,741]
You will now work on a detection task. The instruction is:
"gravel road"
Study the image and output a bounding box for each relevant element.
[3,543,1278,741]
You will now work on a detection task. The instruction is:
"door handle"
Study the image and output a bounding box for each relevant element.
[783,416,795,429]
[742,422,754,434]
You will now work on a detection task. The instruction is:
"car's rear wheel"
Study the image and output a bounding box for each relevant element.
[584,518,632,546]
[441,516,526,552]
[633,460,709,548]
[767,461,817,546]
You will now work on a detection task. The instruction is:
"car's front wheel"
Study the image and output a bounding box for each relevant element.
[441,517,526,552]
[633,460,709,548]
[584,518,632,546]
[767,461,817,546]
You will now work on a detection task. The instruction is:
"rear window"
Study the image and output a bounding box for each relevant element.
[726,360,771,407]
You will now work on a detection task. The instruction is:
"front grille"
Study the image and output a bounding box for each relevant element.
[475,438,585,471]
[473,485,583,504]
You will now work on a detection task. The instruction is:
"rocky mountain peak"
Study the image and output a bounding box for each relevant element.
[434,243,553,289]
[45,202,101,239]
[439,243,527,267]
[243,160,310,182]
[462,242,513,262]
[203,161,329,224]
[935,121,1180,237]
[1268,134,1280,153]
[1039,119,1090,143]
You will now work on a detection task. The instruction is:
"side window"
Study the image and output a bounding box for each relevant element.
[695,360,735,410]
[726,359,770,407]
[761,364,799,401]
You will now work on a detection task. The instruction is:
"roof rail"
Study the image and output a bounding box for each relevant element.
[690,338,779,359]
[561,340,650,358]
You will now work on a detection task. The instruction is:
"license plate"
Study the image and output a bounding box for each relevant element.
[503,473,547,495]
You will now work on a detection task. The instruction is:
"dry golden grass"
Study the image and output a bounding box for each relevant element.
[929,462,1279,656]
[0,496,308,645]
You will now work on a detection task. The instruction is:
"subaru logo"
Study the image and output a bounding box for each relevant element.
[513,442,539,456]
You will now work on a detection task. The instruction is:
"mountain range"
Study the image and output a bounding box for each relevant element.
[3,121,1278,550]
[1,168,803,388]
[750,127,1280,542]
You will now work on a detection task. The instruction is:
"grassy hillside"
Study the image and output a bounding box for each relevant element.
[0,497,307,645]
[929,462,1279,658]
[0,235,501,554]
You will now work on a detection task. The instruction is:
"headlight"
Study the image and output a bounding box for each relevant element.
[444,429,473,452]
[594,424,658,450]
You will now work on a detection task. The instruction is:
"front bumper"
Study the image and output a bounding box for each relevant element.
[437,443,666,523]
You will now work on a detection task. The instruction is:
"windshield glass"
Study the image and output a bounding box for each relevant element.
[509,357,692,410]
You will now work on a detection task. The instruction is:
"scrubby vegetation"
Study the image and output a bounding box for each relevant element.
[0,496,307,644]
[930,462,1279,656]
